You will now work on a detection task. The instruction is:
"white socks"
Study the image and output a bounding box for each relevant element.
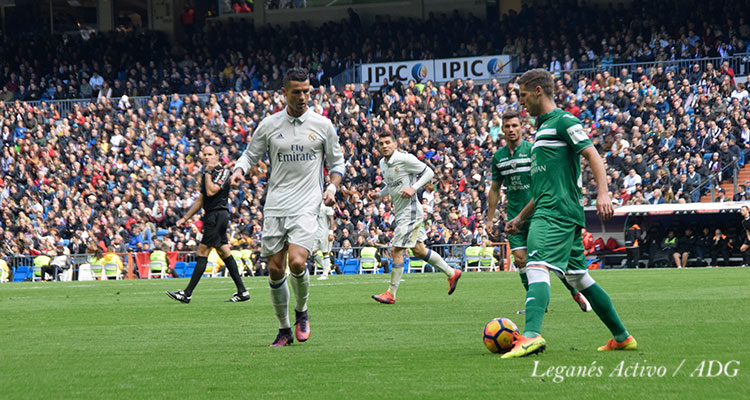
[269,276,290,329]
[289,269,310,312]
[424,250,454,277]
[389,263,404,297]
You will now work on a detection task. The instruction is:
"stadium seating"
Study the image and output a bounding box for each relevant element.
[12,266,33,282]
[407,249,425,273]
[358,247,379,274]
[186,261,197,278]
[147,261,168,279]
[343,259,359,275]
[173,262,188,278]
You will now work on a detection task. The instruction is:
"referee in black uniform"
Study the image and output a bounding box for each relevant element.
[166,145,249,303]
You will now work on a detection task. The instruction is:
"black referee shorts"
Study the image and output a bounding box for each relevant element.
[201,210,229,248]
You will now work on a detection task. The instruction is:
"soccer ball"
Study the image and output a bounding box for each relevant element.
[483,317,519,353]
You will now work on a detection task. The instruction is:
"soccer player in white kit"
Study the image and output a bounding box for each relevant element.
[230,68,345,346]
[313,203,335,280]
[367,132,462,304]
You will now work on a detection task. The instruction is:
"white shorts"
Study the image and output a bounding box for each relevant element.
[313,235,332,254]
[391,220,427,249]
[261,213,317,256]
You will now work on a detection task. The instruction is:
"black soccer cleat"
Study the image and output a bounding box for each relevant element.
[225,291,250,302]
[166,290,191,304]
[270,328,294,347]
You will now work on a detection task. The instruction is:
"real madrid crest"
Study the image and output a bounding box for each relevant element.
[308,131,316,141]
[394,166,399,172]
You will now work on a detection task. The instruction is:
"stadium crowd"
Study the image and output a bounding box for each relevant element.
[2,1,750,101]
[2,0,750,269]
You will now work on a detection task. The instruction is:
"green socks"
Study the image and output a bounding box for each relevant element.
[582,283,630,342]
[522,282,550,337]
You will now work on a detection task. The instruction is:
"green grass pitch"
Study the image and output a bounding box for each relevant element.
[1,268,748,399]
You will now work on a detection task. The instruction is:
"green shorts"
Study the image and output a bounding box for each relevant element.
[508,222,530,252]
[526,215,586,273]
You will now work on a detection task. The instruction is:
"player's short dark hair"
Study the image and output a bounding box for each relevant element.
[517,68,554,98]
[378,131,396,141]
[502,110,521,122]
[282,68,309,87]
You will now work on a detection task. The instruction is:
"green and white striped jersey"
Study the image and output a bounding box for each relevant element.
[491,140,533,220]
[530,108,592,227]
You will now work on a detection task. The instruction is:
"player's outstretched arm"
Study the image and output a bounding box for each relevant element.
[581,146,613,221]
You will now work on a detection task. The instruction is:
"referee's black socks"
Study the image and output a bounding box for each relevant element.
[223,256,247,293]
[185,256,208,296]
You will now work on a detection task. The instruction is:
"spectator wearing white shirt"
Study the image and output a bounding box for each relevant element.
[731,83,748,103]
[89,72,103,96]
[623,169,642,194]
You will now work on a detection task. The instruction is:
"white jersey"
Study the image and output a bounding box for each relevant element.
[235,108,345,217]
[379,150,430,224]
[316,203,334,237]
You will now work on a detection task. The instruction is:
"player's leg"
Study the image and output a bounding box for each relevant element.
[373,246,404,304]
[412,240,461,294]
[541,220,589,311]
[501,260,549,358]
[565,232,636,351]
[551,268,591,312]
[681,251,689,268]
[508,230,529,291]
[313,250,327,279]
[504,216,573,358]
[514,250,529,291]
[286,244,311,313]
[373,221,415,303]
[314,234,333,279]
[267,245,294,346]
[287,214,316,342]
[321,250,332,275]
[262,217,295,346]
[510,229,534,314]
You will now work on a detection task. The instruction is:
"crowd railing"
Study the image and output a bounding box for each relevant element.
[2,241,512,282]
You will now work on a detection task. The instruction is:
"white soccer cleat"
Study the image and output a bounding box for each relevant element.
[573,292,592,312]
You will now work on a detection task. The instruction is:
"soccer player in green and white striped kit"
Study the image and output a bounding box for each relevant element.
[502,69,637,358]
[487,110,592,315]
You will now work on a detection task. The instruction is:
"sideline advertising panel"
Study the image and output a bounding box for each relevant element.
[361,55,512,87]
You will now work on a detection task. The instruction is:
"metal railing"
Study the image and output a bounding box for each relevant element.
[689,148,750,202]
[330,63,362,88]
[3,242,512,282]
[510,53,750,83]
[304,53,750,88]
[331,242,511,270]
[23,93,216,119]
